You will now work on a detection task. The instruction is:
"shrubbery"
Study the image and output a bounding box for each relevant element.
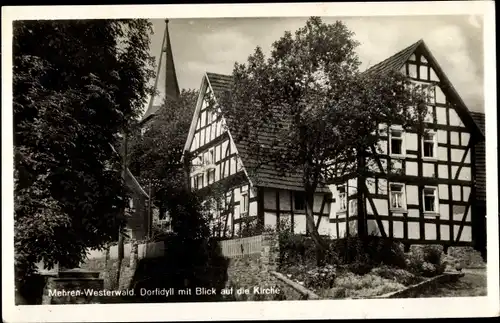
[370,265,424,286]
[330,234,407,274]
[324,272,405,299]
[405,245,446,277]
[276,226,452,298]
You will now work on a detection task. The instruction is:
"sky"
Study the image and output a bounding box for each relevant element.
[146,15,484,113]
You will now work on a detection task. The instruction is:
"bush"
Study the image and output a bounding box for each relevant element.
[277,218,328,268]
[326,271,405,299]
[329,234,406,273]
[304,265,336,291]
[405,245,446,277]
[370,266,424,286]
[447,246,486,268]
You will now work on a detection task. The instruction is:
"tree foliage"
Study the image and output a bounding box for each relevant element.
[218,17,429,252]
[13,19,155,280]
[128,89,198,207]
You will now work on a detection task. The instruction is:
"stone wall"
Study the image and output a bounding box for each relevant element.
[80,241,142,290]
[41,271,104,305]
[221,232,303,301]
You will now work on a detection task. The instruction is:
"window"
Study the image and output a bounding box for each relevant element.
[195,173,204,189]
[349,199,357,215]
[159,207,167,220]
[207,109,213,124]
[422,132,436,158]
[338,185,347,212]
[294,192,306,211]
[423,187,438,213]
[209,148,214,164]
[390,129,404,156]
[241,192,249,214]
[126,198,135,216]
[389,183,406,210]
[207,168,216,185]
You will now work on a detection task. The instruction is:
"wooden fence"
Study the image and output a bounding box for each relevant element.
[85,241,165,260]
[218,235,263,258]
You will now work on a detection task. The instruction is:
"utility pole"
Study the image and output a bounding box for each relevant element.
[115,131,127,288]
[148,180,153,238]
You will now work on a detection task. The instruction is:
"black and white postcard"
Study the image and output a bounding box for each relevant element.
[2,1,498,322]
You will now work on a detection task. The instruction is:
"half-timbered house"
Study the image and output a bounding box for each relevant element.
[328,39,485,251]
[183,73,332,238]
[182,39,485,251]
[470,111,486,257]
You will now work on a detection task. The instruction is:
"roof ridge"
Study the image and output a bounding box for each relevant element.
[363,39,423,76]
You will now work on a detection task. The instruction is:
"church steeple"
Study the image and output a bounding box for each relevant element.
[164,19,180,100]
[141,19,180,124]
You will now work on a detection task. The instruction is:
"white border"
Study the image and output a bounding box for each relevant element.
[2,2,498,322]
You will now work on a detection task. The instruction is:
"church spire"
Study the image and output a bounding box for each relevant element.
[141,19,180,124]
[164,19,180,100]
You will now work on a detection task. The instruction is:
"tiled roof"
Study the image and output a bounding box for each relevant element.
[205,39,484,193]
[365,39,483,139]
[142,104,162,123]
[206,72,323,192]
[470,112,486,201]
[109,143,149,198]
[206,72,232,98]
[363,39,422,76]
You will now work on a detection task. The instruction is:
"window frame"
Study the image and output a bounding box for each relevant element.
[422,186,439,215]
[389,183,407,212]
[196,173,204,189]
[349,199,357,215]
[389,127,406,158]
[337,185,347,213]
[207,168,216,185]
[208,148,215,164]
[294,192,306,211]
[422,131,437,160]
[241,191,249,214]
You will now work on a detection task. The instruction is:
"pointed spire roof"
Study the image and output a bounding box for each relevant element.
[164,19,180,101]
[141,19,180,124]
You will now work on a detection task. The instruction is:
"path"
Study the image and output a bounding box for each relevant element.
[417,268,487,298]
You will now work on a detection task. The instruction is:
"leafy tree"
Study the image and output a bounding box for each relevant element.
[218,17,428,261]
[127,89,198,210]
[13,19,155,282]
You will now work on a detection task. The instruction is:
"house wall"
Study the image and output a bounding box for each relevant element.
[329,179,358,239]
[262,188,331,235]
[329,51,475,247]
[207,183,259,238]
[125,193,149,241]
[187,83,257,238]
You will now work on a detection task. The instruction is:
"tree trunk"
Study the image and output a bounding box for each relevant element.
[147,181,153,239]
[304,188,328,266]
[116,132,128,288]
[115,233,124,288]
[183,150,191,191]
